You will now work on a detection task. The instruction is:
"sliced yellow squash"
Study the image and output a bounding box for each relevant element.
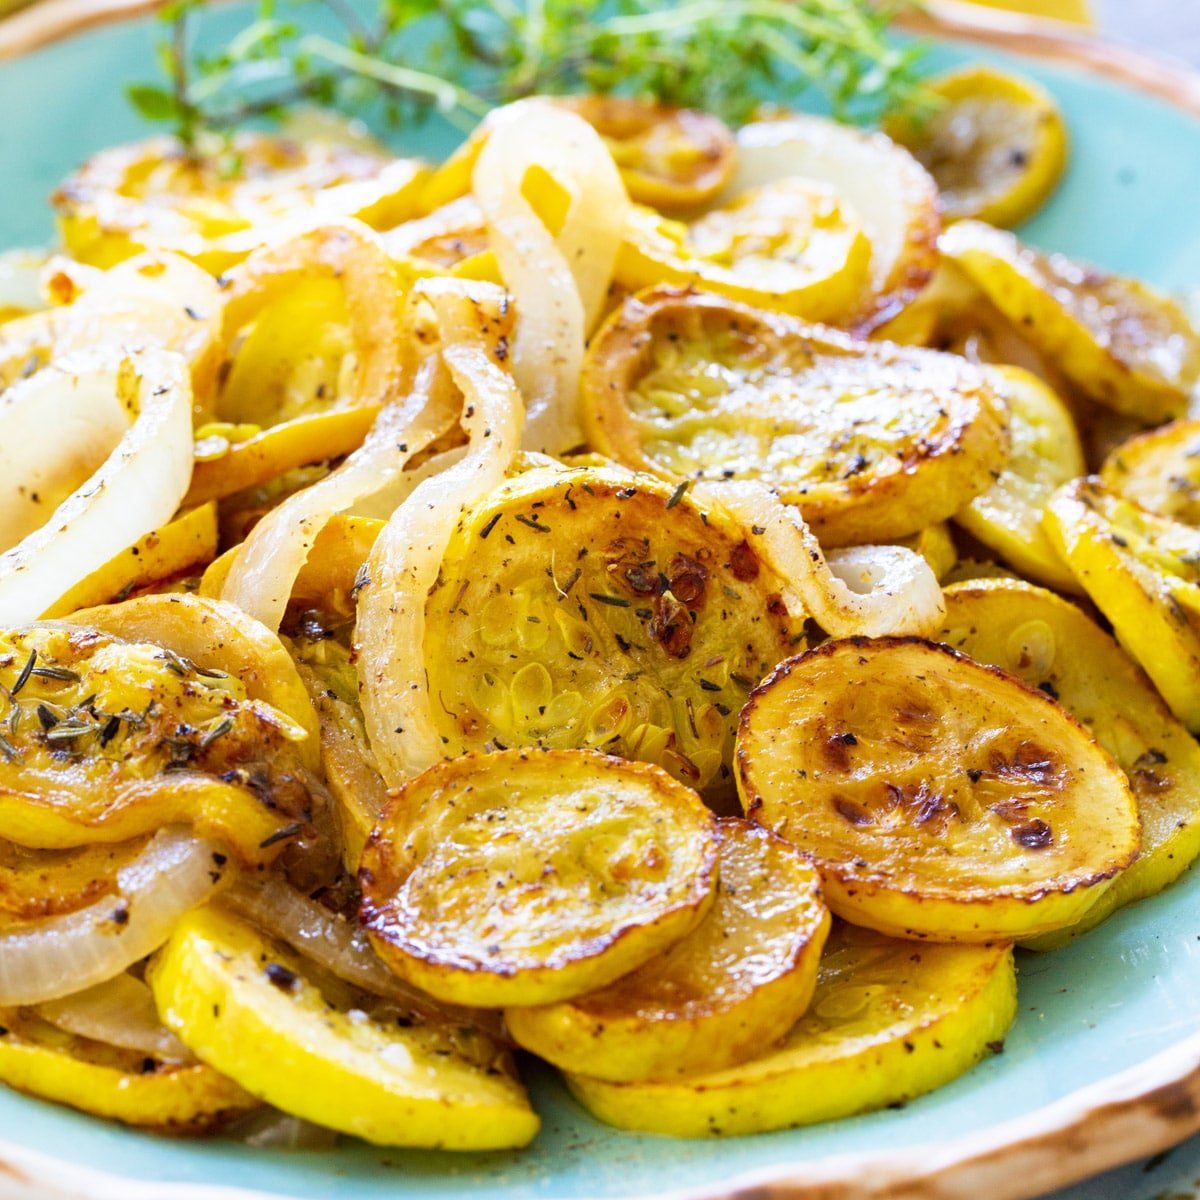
[616,182,871,323]
[148,906,538,1148]
[54,134,428,273]
[422,96,736,215]
[581,287,1009,547]
[505,817,829,1081]
[422,463,803,795]
[293,639,386,873]
[729,115,941,335]
[566,922,1016,1136]
[939,578,1200,948]
[887,65,1068,228]
[0,614,314,862]
[941,220,1200,422]
[954,363,1083,591]
[738,636,1140,941]
[359,749,718,1008]
[185,223,407,505]
[1044,477,1200,732]
[0,837,149,920]
[43,503,218,618]
[64,593,320,767]
[0,1006,256,1131]
[1101,417,1200,523]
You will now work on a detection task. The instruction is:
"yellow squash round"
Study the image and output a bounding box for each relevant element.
[737,636,1140,941]
[359,749,718,1007]
[506,817,829,1081]
[581,287,1009,548]
[939,578,1200,948]
[148,905,539,1149]
[566,922,1016,1136]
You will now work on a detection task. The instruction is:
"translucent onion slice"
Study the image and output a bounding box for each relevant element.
[356,281,525,786]
[56,253,225,421]
[220,351,459,630]
[231,1107,341,1150]
[36,971,194,1061]
[0,356,131,551]
[0,827,229,1006]
[226,874,498,1034]
[227,874,406,1002]
[0,249,49,313]
[693,481,945,637]
[473,102,627,454]
[0,348,194,624]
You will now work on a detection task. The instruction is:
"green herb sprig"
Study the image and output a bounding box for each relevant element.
[128,0,928,148]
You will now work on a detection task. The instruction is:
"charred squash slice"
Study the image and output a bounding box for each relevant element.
[941,220,1200,423]
[566,921,1015,1136]
[359,749,718,1008]
[939,578,1200,948]
[505,817,829,1081]
[581,287,1009,547]
[420,463,803,795]
[738,637,1140,941]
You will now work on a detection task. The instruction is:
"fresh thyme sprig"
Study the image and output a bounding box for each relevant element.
[128,0,929,149]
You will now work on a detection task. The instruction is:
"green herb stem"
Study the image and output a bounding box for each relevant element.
[129,0,927,148]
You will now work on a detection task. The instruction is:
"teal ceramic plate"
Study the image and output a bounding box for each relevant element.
[1,8,1199,1200]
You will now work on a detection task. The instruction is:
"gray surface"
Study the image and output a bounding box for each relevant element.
[1091,0,1200,67]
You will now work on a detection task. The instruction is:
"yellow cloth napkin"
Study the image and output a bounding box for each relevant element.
[961,0,1092,25]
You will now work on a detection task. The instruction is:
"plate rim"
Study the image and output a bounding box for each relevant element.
[0,2,1198,1198]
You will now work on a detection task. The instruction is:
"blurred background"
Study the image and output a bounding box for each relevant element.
[1,0,1196,67]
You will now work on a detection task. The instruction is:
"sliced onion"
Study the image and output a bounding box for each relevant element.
[0,347,194,624]
[730,116,940,333]
[0,355,131,550]
[0,827,229,1006]
[227,874,442,1009]
[473,101,627,454]
[231,1107,341,1150]
[348,442,469,520]
[57,253,222,369]
[693,480,945,638]
[36,971,194,1061]
[220,348,458,630]
[227,876,508,1040]
[356,280,524,785]
[0,249,50,313]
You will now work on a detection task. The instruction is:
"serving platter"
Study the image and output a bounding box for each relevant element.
[0,3,1199,1198]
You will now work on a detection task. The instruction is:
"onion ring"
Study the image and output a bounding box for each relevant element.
[473,102,627,454]
[356,280,525,786]
[693,480,945,637]
[0,348,193,624]
[0,827,229,1006]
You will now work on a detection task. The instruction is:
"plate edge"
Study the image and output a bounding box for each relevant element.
[0,1026,1199,1200]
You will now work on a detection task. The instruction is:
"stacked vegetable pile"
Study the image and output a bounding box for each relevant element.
[0,61,1197,1148]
